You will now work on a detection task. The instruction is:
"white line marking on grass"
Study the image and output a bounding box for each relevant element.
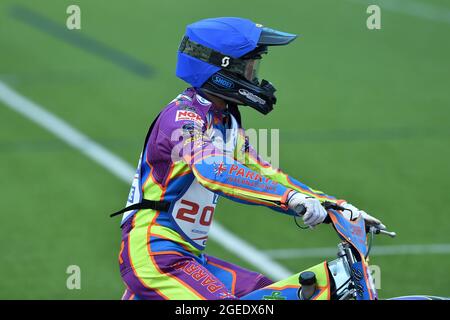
[349,0,450,25]
[0,83,134,183]
[0,81,291,280]
[264,243,450,259]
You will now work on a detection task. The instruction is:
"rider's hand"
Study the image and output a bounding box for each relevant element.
[339,201,386,229]
[287,191,327,227]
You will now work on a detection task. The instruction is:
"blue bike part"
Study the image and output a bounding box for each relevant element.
[351,261,372,300]
[328,209,368,257]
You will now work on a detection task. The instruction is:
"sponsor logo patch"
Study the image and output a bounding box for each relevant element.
[263,291,287,300]
[172,261,226,294]
[213,162,228,175]
[212,74,234,89]
[238,89,266,105]
[176,110,204,125]
[179,104,196,112]
[223,164,278,192]
[196,95,211,106]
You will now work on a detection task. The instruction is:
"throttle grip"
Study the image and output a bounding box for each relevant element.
[295,204,307,216]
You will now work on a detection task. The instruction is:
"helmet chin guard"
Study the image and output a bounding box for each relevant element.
[201,71,277,115]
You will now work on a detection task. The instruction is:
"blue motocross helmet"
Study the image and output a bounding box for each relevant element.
[176,17,297,115]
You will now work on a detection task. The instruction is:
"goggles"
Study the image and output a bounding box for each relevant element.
[179,36,267,82]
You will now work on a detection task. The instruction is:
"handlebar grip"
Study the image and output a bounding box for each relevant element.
[295,204,307,216]
[295,203,334,223]
[323,215,332,224]
[322,201,345,211]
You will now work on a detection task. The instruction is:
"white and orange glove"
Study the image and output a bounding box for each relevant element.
[287,191,327,227]
[339,201,386,229]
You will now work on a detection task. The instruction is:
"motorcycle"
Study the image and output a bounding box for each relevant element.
[241,202,448,300]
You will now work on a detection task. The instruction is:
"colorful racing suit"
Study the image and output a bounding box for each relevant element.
[118,88,337,300]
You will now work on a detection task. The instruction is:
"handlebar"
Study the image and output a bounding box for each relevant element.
[294,202,345,215]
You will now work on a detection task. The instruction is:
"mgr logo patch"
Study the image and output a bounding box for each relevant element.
[176,110,204,125]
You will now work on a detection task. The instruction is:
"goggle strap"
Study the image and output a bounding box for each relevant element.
[179,36,247,74]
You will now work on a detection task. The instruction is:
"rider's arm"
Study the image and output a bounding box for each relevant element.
[235,130,340,203]
[163,117,295,214]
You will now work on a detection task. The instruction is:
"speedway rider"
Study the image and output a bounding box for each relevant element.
[114,17,384,300]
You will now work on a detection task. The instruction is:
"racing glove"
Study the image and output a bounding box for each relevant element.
[287,191,327,227]
[339,201,386,229]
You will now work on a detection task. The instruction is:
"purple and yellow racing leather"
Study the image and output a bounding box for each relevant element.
[235,130,338,205]
[121,87,339,254]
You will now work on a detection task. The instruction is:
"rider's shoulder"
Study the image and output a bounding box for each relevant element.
[157,88,212,133]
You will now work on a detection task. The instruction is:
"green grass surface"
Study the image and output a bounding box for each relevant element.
[1,0,449,299]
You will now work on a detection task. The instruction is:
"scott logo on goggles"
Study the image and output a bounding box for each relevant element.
[221,56,230,67]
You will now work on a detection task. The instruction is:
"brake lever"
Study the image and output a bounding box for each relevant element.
[320,201,397,240]
[369,226,396,238]
[377,229,397,238]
